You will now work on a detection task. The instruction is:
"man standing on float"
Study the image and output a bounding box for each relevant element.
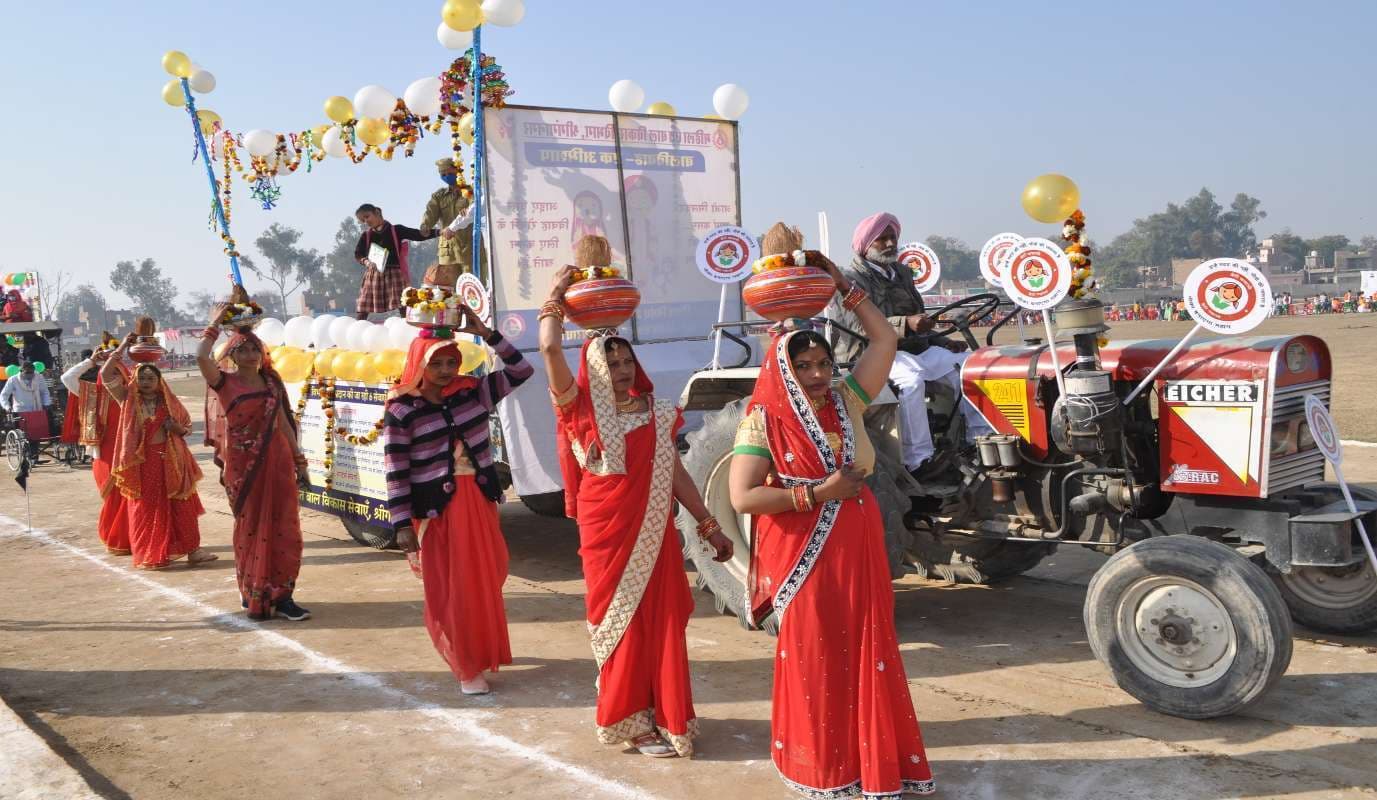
[420,158,481,288]
[825,212,990,481]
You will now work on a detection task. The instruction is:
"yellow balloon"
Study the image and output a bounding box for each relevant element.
[456,340,487,374]
[354,354,382,385]
[1021,173,1081,223]
[324,95,355,124]
[332,351,357,381]
[442,0,484,31]
[277,352,311,383]
[197,109,222,135]
[309,124,331,147]
[646,101,676,116]
[313,348,338,377]
[161,79,184,107]
[357,117,391,146]
[372,349,407,380]
[162,50,193,79]
[457,112,476,144]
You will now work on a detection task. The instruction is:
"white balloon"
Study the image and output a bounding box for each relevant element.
[256,318,286,347]
[328,316,356,351]
[712,83,750,120]
[608,79,645,113]
[321,126,347,158]
[389,322,419,351]
[353,85,396,119]
[363,326,391,354]
[283,316,313,349]
[403,77,442,118]
[310,314,337,348]
[481,0,525,26]
[189,69,216,94]
[437,20,473,50]
[243,129,277,157]
[346,319,375,352]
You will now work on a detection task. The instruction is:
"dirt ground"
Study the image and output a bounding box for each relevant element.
[2,314,1375,799]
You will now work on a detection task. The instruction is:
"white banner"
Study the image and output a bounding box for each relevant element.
[1362,270,1377,297]
[482,106,742,348]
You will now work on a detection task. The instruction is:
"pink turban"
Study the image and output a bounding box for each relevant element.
[852,212,901,255]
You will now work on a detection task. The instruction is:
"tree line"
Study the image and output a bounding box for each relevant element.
[50,218,437,331]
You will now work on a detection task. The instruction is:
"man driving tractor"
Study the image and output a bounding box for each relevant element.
[825,212,991,481]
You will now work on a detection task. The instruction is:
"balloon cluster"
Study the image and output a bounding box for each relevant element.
[1061,210,1097,299]
[159,50,215,110]
[607,81,750,120]
[253,314,485,386]
[3,362,44,378]
[2,273,30,286]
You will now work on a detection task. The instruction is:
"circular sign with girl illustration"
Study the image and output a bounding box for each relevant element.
[1304,393,1343,465]
[456,273,493,325]
[899,241,942,292]
[696,225,759,284]
[1182,258,1273,335]
[1003,238,1072,311]
[979,232,1023,288]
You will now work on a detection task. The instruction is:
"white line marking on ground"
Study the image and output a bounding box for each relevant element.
[1341,439,1377,448]
[0,515,656,800]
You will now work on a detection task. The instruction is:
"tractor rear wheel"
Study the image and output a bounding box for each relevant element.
[341,517,395,550]
[1085,536,1292,719]
[906,528,1056,584]
[519,490,568,518]
[1269,484,1377,635]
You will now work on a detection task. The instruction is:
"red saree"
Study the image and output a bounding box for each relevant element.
[554,337,698,757]
[205,335,303,617]
[746,331,934,798]
[79,374,131,554]
[106,378,204,570]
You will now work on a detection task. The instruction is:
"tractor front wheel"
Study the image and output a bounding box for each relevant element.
[1084,536,1292,719]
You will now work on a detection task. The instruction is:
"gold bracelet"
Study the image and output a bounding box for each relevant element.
[696,516,722,541]
[842,284,869,312]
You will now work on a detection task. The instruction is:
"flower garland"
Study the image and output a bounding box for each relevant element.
[218,300,263,327]
[294,375,386,490]
[1062,210,1096,300]
[751,250,810,274]
[571,265,622,282]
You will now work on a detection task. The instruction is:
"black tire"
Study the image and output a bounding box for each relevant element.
[519,490,567,518]
[341,516,396,550]
[907,530,1056,584]
[1084,536,1293,719]
[1269,484,1377,635]
[676,399,764,630]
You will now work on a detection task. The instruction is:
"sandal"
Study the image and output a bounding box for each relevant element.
[629,732,677,758]
[460,675,490,696]
[188,548,219,564]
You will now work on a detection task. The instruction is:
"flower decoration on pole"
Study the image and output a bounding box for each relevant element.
[1062,210,1097,300]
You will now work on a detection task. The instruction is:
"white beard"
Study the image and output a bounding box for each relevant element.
[866,246,898,265]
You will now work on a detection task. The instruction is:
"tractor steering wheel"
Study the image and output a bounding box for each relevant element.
[924,293,1001,351]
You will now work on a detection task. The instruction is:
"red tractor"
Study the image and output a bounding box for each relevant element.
[677,297,1374,718]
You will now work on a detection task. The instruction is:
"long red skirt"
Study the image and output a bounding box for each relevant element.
[233,428,303,615]
[591,522,697,752]
[420,476,512,682]
[93,456,131,555]
[126,442,204,569]
[769,488,934,797]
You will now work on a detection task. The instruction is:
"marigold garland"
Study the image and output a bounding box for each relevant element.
[1061,209,1097,300]
[570,266,622,282]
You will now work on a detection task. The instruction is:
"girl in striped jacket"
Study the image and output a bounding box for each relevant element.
[383,305,533,695]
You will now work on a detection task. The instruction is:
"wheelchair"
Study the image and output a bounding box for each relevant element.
[1,408,82,472]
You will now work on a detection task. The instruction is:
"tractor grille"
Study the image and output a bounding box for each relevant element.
[1267,379,1329,494]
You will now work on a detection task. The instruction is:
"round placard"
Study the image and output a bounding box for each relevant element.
[1304,394,1342,465]
[455,273,492,325]
[1182,258,1273,335]
[1003,238,1072,311]
[695,225,758,284]
[899,242,942,293]
[979,232,1023,288]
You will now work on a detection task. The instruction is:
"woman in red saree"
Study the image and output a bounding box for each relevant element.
[538,259,733,759]
[99,337,213,570]
[383,305,533,695]
[61,347,132,554]
[729,234,935,797]
[198,306,311,621]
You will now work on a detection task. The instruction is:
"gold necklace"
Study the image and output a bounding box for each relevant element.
[809,394,829,411]
[615,395,639,412]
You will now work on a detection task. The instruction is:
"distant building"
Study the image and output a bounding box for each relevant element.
[1334,249,1375,273]
[1170,258,1204,286]
[1135,265,1169,289]
[1254,238,1298,271]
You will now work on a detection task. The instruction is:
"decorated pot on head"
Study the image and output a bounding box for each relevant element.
[217,286,265,331]
[402,286,464,329]
[128,316,166,363]
[742,222,836,322]
[562,235,640,330]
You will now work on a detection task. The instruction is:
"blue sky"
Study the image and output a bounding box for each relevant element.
[3,1,1374,306]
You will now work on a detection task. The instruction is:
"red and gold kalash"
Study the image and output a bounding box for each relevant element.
[562,236,641,329]
[128,316,166,363]
[742,223,835,322]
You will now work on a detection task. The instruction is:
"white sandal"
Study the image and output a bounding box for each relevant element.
[629,732,677,758]
[460,675,490,695]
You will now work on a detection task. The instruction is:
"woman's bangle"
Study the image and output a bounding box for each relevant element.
[538,300,565,324]
[791,485,814,512]
[696,516,722,541]
[202,326,221,340]
[806,485,817,509]
[842,284,869,312]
